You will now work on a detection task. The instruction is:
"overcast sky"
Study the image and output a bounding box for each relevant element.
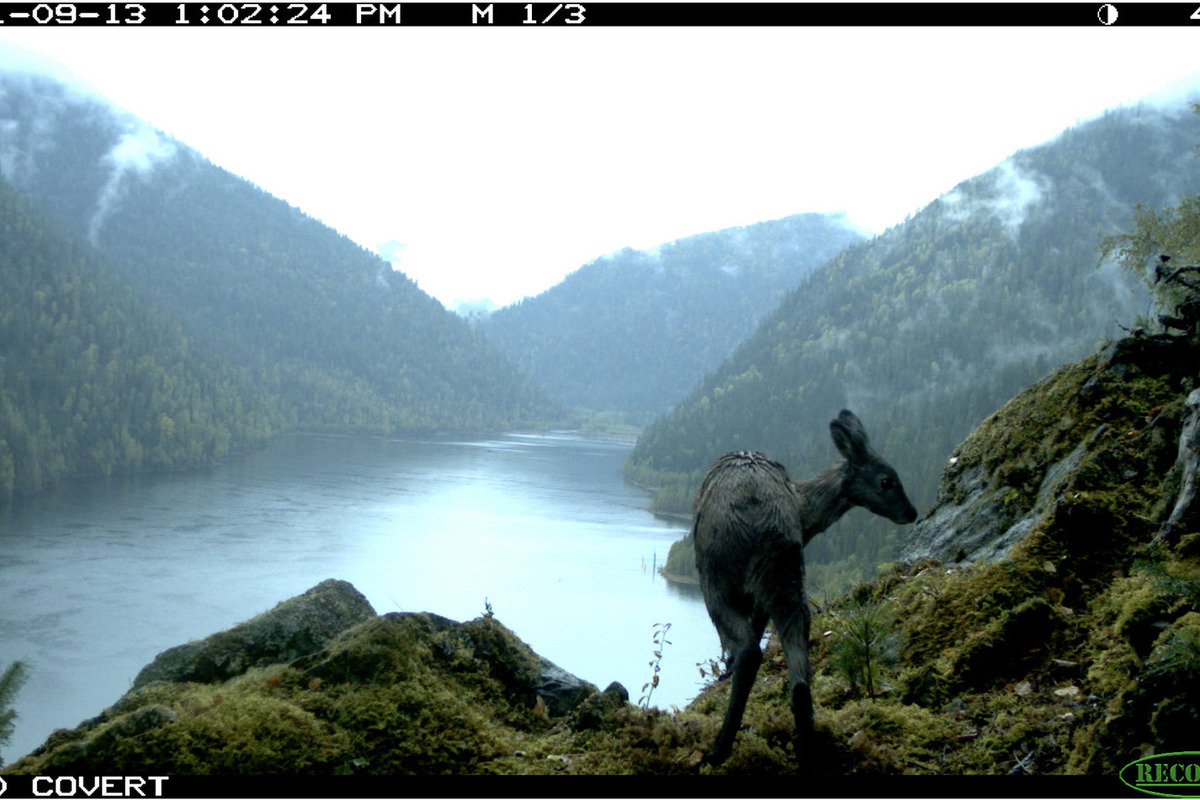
[2,12,1200,308]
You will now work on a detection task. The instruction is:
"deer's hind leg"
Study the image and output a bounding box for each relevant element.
[704,593,768,766]
[764,542,814,764]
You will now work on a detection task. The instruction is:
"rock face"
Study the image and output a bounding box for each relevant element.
[537,658,599,717]
[1155,387,1200,545]
[901,335,1196,565]
[903,427,1106,564]
[131,578,377,690]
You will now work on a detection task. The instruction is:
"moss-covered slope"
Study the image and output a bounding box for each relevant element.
[804,330,1200,775]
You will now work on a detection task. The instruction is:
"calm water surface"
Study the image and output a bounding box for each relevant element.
[0,433,717,763]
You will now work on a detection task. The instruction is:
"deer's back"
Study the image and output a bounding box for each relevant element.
[693,451,803,555]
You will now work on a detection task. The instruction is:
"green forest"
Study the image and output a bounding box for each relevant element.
[626,104,1200,596]
[0,178,284,501]
[0,71,558,504]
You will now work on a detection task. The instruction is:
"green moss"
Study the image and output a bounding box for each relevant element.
[24,670,350,775]
[6,614,560,775]
[827,699,955,774]
[944,597,1064,690]
[1142,612,1200,752]
[892,560,1046,673]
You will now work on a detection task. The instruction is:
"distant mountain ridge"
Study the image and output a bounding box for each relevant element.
[480,213,867,415]
[627,98,1200,592]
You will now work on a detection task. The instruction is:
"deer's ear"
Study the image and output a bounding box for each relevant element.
[830,410,869,461]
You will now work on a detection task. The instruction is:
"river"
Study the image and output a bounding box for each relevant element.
[0,432,718,764]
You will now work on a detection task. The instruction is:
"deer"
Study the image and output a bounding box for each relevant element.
[692,409,918,767]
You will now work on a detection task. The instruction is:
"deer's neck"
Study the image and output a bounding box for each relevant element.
[793,462,853,543]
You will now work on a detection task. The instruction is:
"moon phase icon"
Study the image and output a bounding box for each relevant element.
[1098,3,1118,24]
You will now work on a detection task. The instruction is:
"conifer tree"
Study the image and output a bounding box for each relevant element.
[0,660,29,766]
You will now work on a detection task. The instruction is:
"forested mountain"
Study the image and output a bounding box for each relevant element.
[480,214,866,415]
[0,66,557,501]
[628,99,1200,593]
[0,177,284,501]
[0,70,555,460]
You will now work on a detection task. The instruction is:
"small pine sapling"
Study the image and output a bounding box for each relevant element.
[828,597,902,698]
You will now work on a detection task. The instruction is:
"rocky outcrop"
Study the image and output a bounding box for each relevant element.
[902,426,1107,563]
[291,609,598,718]
[128,579,597,716]
[1154,387,1200,546]
[5,580,609,776]
[131,578,377,691]
[902,334,1197,565]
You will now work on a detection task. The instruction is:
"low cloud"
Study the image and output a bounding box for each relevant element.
[88,122,178,244]
[1141,71,1200,114]
[940,159,1048,238]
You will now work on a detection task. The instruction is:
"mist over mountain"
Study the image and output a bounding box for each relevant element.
[628,98,1200,591]
[0,65,557,500]
[480,214,867,415]
[452,298,500,321]
[0,69,555,429]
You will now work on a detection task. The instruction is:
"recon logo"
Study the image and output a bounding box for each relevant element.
[1121,752,1200,798]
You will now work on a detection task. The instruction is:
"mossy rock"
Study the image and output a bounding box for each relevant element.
[131,578,376,690]
[826,699,956,774]
[903,334,1193,566]
[6,607,603,775]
